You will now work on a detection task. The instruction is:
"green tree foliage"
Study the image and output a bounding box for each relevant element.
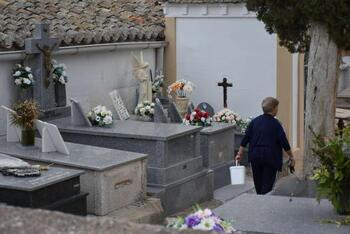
[246,0,350,52]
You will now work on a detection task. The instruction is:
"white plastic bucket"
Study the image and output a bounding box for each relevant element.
[230,161,246,185]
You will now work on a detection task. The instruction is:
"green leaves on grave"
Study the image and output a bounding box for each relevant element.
[310,127,350,215]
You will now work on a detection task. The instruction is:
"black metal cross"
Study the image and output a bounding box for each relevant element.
[218,77,232,108]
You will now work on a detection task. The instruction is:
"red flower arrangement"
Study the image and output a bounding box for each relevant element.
[184,108,212,126]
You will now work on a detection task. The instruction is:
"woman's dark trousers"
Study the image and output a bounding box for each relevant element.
[251,156,277,195]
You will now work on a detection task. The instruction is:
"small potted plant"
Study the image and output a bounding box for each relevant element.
[310,127,350,215]
[12,64,34,102]
[167,79,195,117]
[87,105,113,127]
[11,100,39,146]
[134,101,155,121]
[52,62,68,107]
[184,108,212,127]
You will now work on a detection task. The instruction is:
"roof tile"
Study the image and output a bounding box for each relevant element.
[0,0,165,50]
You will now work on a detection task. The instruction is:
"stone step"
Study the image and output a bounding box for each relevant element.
[213,174,255,203]
[104,197,164,225]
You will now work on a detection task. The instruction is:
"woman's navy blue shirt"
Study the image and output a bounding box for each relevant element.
[241,114,291,171]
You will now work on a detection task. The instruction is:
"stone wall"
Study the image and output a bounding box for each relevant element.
[0,205,216,234]
[0,48,156,137]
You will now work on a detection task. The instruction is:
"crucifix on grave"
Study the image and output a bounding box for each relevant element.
[25,23,59,111]
[218,77,232,108]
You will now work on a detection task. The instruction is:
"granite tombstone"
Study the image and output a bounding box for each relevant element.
[0,137,148,216]
[0,154,87,216]
[48,118,214,215]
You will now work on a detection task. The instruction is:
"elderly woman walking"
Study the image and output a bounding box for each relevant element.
[235,97,295,194]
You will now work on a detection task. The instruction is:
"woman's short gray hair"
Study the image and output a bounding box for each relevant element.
[262,97,279,113]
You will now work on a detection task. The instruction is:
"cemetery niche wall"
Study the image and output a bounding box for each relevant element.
[0,0,165,137]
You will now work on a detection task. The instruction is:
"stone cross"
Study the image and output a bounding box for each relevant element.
[25,23,59,110]
[218,77,232,108]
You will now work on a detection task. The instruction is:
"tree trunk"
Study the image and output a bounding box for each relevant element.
[303,23,341,176]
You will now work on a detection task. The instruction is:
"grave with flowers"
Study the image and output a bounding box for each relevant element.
[182,108,235,189]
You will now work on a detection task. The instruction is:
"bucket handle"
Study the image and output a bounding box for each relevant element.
[235,160,240,167]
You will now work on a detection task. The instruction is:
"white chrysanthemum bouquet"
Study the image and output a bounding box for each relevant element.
[12,64,34,89]
[87,105,113,127]
[52,62,68,85]
[134,101,155,120]
[167,206,235,233]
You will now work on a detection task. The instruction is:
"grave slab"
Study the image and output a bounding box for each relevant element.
[0,160,87,216]
[200,123,235,189]
[148,169,214,215]
[49,117,213,214]
[0,137,147,216]
[50,117,202,175]
[214,193,350,234]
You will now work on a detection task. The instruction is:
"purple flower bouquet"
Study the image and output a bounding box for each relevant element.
[167,208,235,233]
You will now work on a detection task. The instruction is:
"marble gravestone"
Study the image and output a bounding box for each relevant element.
[154,98,169,123]
[0,154,87,216]
[25,23,70,119]
[49,117,214,215]
[168,100,183,123]
[70,98,92,127]
[200,123,235,189]
[0,137,148,216]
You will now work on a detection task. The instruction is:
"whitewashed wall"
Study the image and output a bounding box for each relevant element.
[165,3,277,118]
[0,48,157,136]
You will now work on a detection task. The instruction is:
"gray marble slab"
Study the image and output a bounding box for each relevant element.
[201,123,235,135]
[0,137,147,171]
[214,193,350,234]
[0,166,83,192]
[49,117,201,141]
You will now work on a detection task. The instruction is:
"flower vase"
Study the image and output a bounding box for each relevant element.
[174,96,189,118]
[55,83,67,107]
[17,87,33,102]
[337,186,350,215]
[21,128,35,146]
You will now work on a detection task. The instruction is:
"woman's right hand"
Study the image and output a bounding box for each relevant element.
[235,154,241,162]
